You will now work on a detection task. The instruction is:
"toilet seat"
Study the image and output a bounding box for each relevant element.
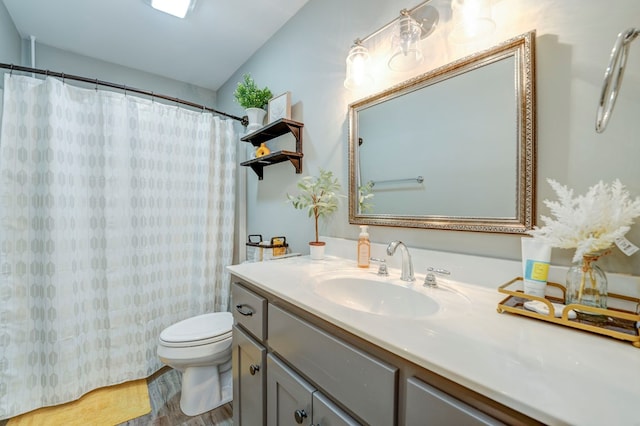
[159,312,232,348]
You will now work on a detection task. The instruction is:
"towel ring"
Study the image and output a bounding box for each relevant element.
[595,28,639,133]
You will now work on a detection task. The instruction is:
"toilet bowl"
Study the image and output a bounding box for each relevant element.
[157,312,233,416]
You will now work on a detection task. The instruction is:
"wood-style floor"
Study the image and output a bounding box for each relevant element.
[119,367,233,426]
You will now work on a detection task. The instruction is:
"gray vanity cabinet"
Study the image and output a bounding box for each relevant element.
[232,325,266,425]
[232,283,268,426]
[230,278,536,426]
[405,377,504,426]
[267,353,360,426]
[267,354,314,425]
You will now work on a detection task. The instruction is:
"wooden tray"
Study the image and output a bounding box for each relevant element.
[497,278,640,348]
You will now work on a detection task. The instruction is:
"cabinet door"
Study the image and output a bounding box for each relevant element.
[312,392,361,426]
[405,377,504,426]
[267,354,316,426]
[233,325,266,426]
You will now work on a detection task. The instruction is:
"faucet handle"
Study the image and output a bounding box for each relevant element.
[424,267,450,287]
[370,258,389,276]
[427,267,450,276]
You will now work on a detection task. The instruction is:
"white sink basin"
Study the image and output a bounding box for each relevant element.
[313,276,441,319]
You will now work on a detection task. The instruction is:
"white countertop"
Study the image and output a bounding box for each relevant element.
[227,238,640,426]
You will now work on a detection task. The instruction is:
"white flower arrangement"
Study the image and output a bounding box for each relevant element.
[527,179,640,262]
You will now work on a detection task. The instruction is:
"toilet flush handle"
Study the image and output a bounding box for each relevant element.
[235,304,254,316]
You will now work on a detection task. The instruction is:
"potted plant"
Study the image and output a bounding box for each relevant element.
[233,73,273,131]
[287,169,342,260]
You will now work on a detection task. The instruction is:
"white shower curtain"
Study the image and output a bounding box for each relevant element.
[0,74,236,419]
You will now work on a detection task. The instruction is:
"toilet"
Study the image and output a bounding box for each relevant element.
[157,312,233,416]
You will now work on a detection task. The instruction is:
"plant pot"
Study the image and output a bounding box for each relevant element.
[309,241,326,260]
[245,108,267,132]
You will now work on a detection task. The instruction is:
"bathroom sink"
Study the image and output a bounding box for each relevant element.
[312,276,441,319]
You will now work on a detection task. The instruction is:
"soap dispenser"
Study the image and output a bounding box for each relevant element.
[357,225,370,268]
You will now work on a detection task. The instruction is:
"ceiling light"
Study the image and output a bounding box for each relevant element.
[148,0,196,18]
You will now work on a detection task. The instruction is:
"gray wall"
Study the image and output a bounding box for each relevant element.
[0,0,216,109]
[0,1,20,74]
[218,0,640,276]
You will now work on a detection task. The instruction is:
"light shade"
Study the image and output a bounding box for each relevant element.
[149,0,195,18]
[344,43,373,90]
[388,12,424,72]
[449,0,495,44]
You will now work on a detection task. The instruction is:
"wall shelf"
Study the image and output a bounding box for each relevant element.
[240,118,304,180]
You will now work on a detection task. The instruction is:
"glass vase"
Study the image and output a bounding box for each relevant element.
[565,252,608,309]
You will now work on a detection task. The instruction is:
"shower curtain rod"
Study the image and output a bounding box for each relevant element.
[0,62,249,126]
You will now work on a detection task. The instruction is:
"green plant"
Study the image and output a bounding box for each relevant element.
[358,180,375,213]
[233,73,273,109]
[287,169,342,243]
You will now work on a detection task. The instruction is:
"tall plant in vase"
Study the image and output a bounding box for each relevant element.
[287,169,342,260]
[233,73,272,132]
[528,179,640,310]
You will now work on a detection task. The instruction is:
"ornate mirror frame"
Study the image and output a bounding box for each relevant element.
[348,31,536,234]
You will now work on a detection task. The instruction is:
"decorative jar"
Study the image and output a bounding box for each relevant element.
[565,252,608,309]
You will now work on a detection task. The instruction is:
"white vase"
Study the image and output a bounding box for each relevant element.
[309,242,326,260]
[245,108,266,132]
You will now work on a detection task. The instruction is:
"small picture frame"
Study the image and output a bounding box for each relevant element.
[268,92,291,123]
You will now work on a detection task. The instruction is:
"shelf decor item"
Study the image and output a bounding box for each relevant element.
[233,73,273,132]
[287,169,342,260]
[268,91,291,123]
[527,179,640,309]
[565,250,609,309]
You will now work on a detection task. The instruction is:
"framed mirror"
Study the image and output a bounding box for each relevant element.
[348,31,536,234]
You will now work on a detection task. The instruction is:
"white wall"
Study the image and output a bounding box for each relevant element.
[218,0,640,276]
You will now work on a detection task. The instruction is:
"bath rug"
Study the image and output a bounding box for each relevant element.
[7,378,151,426]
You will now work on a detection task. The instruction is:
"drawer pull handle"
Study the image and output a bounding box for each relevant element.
[294,409,307,424]
[235,304,254,316]
[249,364,260,375]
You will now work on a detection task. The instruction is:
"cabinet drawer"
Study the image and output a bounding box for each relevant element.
[268,304,397,426]
[405,377,504,426]
[232,282,267,341]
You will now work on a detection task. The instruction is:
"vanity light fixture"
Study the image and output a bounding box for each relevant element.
[344,40,374,90]
[344,0,439,89]
[449,0,495,44]
[147,0,196,18]
[388,9,424,72]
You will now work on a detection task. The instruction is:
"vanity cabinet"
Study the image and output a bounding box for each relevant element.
[240,118,304,180]
[405,377,504,426]
[268,303,397,426]
[267,353,359,426]
[231,278,537,426]
[232,325,266,426]
[232,282,268,426]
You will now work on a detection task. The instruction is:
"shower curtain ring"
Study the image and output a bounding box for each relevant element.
[61,73,65,84]
[95,79,99,91]
[9,64,13,76]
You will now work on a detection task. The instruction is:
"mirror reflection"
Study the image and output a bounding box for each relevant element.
[349,31,536,234]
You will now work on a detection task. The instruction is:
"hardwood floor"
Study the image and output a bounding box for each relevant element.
[119,367,233,426]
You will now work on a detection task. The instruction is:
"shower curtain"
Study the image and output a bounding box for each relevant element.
[0,74,236,419]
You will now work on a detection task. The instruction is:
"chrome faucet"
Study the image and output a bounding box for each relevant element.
[386,240,415,282]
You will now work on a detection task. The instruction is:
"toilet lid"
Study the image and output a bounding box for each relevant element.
[160,312,232,345]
